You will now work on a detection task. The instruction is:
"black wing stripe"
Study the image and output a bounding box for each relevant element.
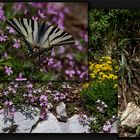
[57,37,75,44]
[43,25,56,45]
[27,19,30,25]
[52,41,75,46]
[14,18,27,37]
[62,33,69,38]
[41,24,52,45]
[18,18,28,37]
[7,20,23,36]
[17,18,21,25]
[48,26,58,38]
[50,31,67,43]
[38,22,47,42]
[20,18,28,35]
[51,36,75,46]
[31,19,34,42]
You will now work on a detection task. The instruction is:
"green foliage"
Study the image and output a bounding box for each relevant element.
[80,79,117,116]
[89,9,140,60]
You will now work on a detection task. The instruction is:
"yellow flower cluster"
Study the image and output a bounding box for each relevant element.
[89,56,118,82]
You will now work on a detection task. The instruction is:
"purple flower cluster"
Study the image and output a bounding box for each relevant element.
[6,26,15,33]
[79,31,88,43]
[2,51,8,59]
[25,83,49,120]
[3,82,18,95]
[46,3,69,29]
[0,32,7,42]
[1,81,51,120]
[4,100,15,118]
[102,115,117,133]
[13,39,20,49]
[39,107,48,120]
[39,95,48,107]
[0,5,6,21]
[78,112,91,126]
[16,73,27,81]
[41,54,88,80]
[102,121,112,133]
[2,83,17,118]
[53,91,68,102]
[13,2,25,12]
[4,66,13,76]
[28,2,47,9]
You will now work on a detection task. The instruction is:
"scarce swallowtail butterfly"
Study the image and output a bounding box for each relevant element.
[7,18,75,57]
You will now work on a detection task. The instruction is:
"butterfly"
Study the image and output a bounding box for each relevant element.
[7,18,76,58]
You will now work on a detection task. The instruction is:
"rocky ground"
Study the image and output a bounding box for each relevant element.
[118,48,140,137]
[0,104,90,133]
[0,100,117,133]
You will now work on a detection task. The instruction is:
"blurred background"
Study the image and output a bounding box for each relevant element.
[0,2,88,81]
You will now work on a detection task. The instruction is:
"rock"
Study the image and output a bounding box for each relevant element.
[0,109,13,133]
[14,110,39,133]
[121,102,140,128]
[0,107,39,133]
[72,90,79,94]
[31,113,62,133]
[0,107,91,133]
[0,110,4,132]
[110,120,118,133]
[56,102,67,122]
[32,114,90,133]
[47,103,53,110]
[67,115,90,133]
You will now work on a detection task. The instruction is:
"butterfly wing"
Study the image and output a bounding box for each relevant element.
[40,23,76,49]
[7,18,39,44]
[7,18,76,54]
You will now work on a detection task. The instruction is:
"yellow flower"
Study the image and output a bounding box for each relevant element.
[106,60,112,64]
[114,84,118,88]
[99,58,103,62]
[105,56,111,61]
[112,75,118,80]
[102,74,108,78]
[102,65,112,71]
[83,83,90,88]
[99,76,104,80]
[90,73,96,78]
[115,66,119,70]
[99,72,104,75]
[89,56,118,81]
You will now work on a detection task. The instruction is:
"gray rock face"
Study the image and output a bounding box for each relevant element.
[110,120,118,133]
[14,111,39,133]
[0,106,90,133]
[121,102,140,128]
[31,114,90,133]
[0,107,39,133]
[0,110,13,133]
[32,113,62,133]
[56,102,67,122]
[67,115,90,133]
